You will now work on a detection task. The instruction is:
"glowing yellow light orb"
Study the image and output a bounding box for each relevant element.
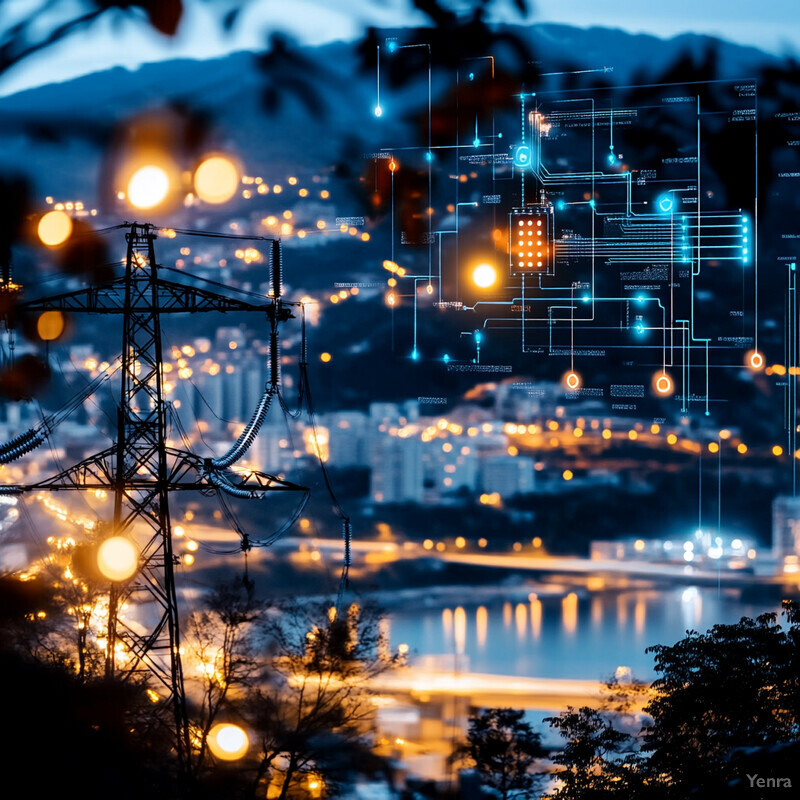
[472,263,497,289]
[207,723,249,761]
[194,156,239,204]
[37,311,65,341]
[562,370,581,390]
[97,536,139,582]
[653,371,674,395]
[126,166,170,209]
[746,350,764,371]
[38,210,73,247]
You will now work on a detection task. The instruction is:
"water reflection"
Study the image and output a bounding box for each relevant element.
[562,592,578,634]
[515,602,527,640]
[616,594,628,627]
[379,617,391,660]
[454,606,467,655]
[634,597,646,636]
[476,605,488,648]
[591,596,603,628]
[442,607,453,642]
[681,586,702,629]
[389,587,778,680]
[529,598,542,639]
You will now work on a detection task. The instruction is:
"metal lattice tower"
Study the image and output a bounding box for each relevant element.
[8,223,307,768]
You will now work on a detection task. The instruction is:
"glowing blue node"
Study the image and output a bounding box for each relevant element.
[657,194,674,213]
[705,411,710,416]
[443,354,450,364]
[474,331,482,344]
[411,349,419,361]
[498,132,503,138]
[582,294,590,303]
[473,137,481,148]
[387,41,397,53]
[513,145,531,168]
[791,263,797,271]
[425,151,433,162]
[589,199,596,208]
[607,153,616,164]
[468,72,474,81]
[374,105,383,118]
[557,200,566,210]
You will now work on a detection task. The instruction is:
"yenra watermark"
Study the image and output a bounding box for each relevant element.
[747,775,793,789]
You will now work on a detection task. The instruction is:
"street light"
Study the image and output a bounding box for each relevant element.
[472,263,497,288]
[207,723,249,761]
[97,536,139,582]
[126,165,170,209]
[194,156,239,204]
[38,210,72,246]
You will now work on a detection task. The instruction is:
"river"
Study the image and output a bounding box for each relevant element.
[387,585,784,681]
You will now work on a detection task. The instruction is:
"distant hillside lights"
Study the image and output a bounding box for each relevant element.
[96,536,139,582]
[120,155,240,210]
[38,165,349,256]
[37,210,72,246]
[126,165,171,209]
[193,156,239,204]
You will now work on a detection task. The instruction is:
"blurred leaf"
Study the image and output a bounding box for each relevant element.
[58,220,112,283]
[0,175,31,282]
[0,353,51,401]
[412,0,458,27]
[91,1,183,37]
[223,8,240,30]
[141,0,184,36]
[258,33,327,115]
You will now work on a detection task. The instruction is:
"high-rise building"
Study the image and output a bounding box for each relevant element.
[423,439,478,495]
[480,455,535,497]
[772,495,800,562]
[322,411,370,467]
[370,434,424,504]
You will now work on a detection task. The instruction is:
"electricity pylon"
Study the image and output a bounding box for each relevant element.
[7,222,307,769]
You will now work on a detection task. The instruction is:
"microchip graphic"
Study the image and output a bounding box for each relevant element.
[509,205,553,275]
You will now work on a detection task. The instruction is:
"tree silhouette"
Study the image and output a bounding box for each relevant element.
[544,601,800,798]
[184,578,263,778]
[465,707,545,800]
[642,600,800,797]
[247,599,402,799]
[545,706,642,799]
